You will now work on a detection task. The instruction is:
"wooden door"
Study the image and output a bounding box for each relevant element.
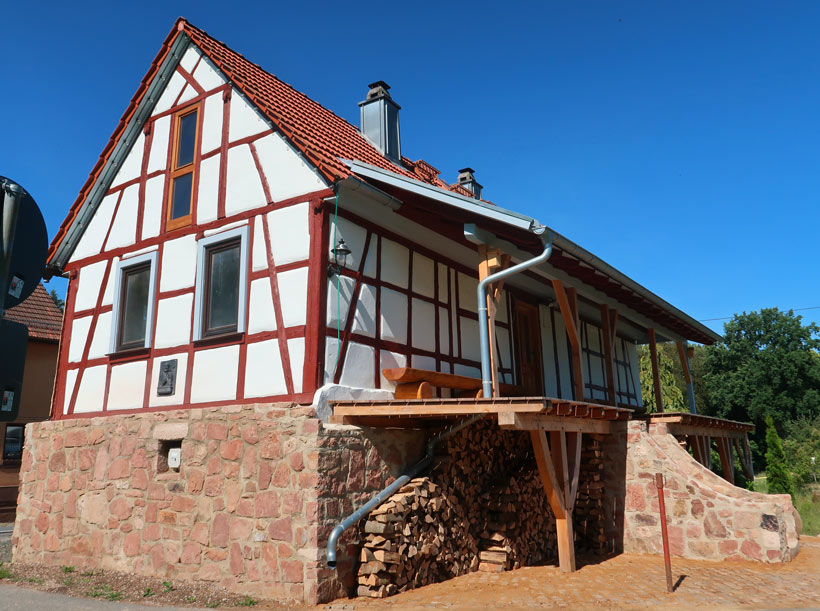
[513,300,544,395]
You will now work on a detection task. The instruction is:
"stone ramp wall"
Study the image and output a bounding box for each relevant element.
[625,420,800,562]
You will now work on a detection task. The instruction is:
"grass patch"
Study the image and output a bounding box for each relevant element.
[162,580,175,592]
[60,565,75,574]
[206,602,220,609]
[62,577,74,587]
[143,587,154,597]
[795,489,820,536]
[87,584,122,600]
[0,563,12,580]
[237,595,258,606]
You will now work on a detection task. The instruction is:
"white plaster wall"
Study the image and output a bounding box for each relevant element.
[179,46,200,73]
[75,260,108,312]
[62,369,78,416]
[68,316,92,363]
[277,267,308,327]
[267,203,310,265]
[225,144,267,216]
[458,273,478,313]
[88,312,112,360]
[460,317,480,362]
[248,278,276,334]
[437,263,448,303]
[496,291,509,324]
[380,288,407,344]
[411,354,436,371]
[152,72,186,116]
[351,284,377,338]
[496,326,512,373]
[154,294,194,349]
[363,235,377,278]
[326,276,352,330]
[254,133,326,202]
[438,306,450,355]
[197,153,220,224]
[141,175,164,240]
[190,345,239,403]
[176,82,197,107]
[287,337,305,393]
[193,56,225,92]
[379,350,406,390]
[147,115,170,174]
[229,94,268,142]
[105,184,139,250]
[340,342,375,389]
[330,217,368,272]
[381,239,409,289]
[201,93,223,155]
[324,338,340,384]
[112,131,144,187]
[148,352,188,407]
[411,298,436,352]
[69,193,117,263]
[412,252,435,298]
[252,216,267,271]
[107,361,147,410]
[244,339,287,398]
[160,235,197,292]
[72,365,107,413]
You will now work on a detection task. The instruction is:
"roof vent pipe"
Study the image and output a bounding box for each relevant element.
[457,168,483,199]
[359,81,401,163]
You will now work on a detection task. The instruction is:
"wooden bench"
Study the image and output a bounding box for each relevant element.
[382,367,524,399]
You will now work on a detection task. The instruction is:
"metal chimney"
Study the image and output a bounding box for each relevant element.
[359,81,401,163]
[457,168,483,199]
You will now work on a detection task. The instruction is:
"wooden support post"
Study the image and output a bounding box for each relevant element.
[477,246,510,397]
[703,436,712,470]
[648,328,663,413]
[690,435,704,465]
[676,341,697,414]
[716,437,734,484]
[600,305,619,406]
[553,280,584,401]
[734,436,755,481]
[530,429,579,573]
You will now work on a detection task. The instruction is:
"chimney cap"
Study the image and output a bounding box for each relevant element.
[368,80,391,91]
[458,167,476,176]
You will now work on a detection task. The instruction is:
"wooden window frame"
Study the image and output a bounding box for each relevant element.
[109,251,159,354]
[166,103,201,231]
[193,226,250,341]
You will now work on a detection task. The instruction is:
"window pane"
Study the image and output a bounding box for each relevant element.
[3,425,23,461]
[207,243,240,333]
[171,173,193,220]
[120,265,150,348]
[176,110,197,168]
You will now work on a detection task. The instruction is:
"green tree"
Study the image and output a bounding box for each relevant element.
[700,309,820,463]
[49,289,64,312]
[764,415,795,497]
[638,344,686,413]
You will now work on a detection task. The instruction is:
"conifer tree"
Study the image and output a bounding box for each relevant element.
[764,415,794,497]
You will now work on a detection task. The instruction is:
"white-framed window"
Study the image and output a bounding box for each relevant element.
[109,251,159,353]
[193,225,250,340]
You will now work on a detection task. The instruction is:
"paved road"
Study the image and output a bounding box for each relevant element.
[0,584,209,611]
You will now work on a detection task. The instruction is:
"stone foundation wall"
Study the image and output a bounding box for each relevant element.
[624,421,800,562]
[12,404,421,604]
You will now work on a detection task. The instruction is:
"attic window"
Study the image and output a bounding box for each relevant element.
[167,104,200,231]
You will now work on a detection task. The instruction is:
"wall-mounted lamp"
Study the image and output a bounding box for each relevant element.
[327,238,352,277]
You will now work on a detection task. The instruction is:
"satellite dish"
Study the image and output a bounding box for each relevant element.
[0,318,28,422]
[1,176,48,309]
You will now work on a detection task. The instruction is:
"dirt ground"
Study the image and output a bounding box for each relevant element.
[2,538,819,609]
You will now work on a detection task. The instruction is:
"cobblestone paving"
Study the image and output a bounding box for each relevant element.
[338,536,820,609]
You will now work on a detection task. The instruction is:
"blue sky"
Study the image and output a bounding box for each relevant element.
[3,1,819,337]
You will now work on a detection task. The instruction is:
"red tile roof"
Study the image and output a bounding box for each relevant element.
[48,18,475,266]
[4,283,63,342]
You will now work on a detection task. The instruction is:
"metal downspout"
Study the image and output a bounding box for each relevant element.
[326,414,483,569]
[477,232,554,398]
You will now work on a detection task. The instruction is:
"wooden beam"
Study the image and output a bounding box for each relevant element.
[497,412,611,434]
[553,280,584,401]
[676,342,691,385]
[332,399,551,420]
[600,305,619,406]
[394,381,433,400]
[716,436,734,484]
[648,328,664,413]
[665,423,747,440]
[530,430,565,518]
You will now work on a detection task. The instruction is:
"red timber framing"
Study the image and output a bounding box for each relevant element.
[600,304,619,406]
[643,412,755,484]
[331,396,629,572]
[323,205,518,390]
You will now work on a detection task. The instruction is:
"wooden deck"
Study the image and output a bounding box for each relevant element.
[330,396,631,433]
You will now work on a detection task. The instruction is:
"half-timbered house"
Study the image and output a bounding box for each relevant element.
[13,19,799,603]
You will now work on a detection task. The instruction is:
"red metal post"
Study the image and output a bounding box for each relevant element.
[655,473,674,593]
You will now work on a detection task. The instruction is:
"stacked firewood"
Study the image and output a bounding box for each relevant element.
[355,421,606,598]
[573,434,608,555]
